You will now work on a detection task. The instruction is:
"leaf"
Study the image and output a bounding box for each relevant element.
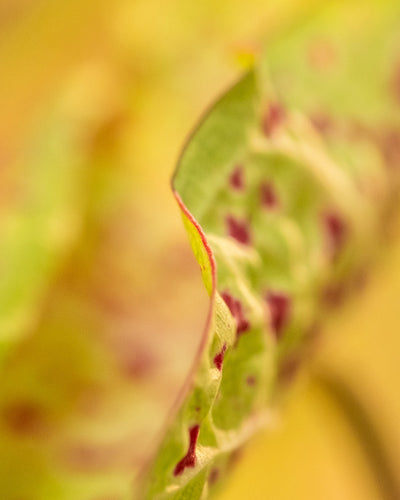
[0,93,87,364]
[140,2,400,498]
[0,66,125,369]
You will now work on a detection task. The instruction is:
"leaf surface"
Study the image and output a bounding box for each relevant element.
[141,2,400,498]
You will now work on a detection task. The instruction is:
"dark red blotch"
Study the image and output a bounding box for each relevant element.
[3,402,46,436]
[323,283,346,308]
[310,112,334,136]
[209,467,220,486]
[380,128,400,168]
[278,355,301,384]
[265,292,290,339]
[323,211,346,258]
[174,425,200,476]
[229,165,244,190]
[226,215,251,245]
[213,343,227,371]
[262,102,286,137]
[221,291,250,339]
[260,181,278,209]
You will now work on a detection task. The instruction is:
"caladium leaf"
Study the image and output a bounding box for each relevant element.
[0,108,86,365]
[140,2,400,498]
[0,69,123,368]
[1,2,399,500]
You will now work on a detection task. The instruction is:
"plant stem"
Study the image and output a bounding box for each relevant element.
[313,371,400,500]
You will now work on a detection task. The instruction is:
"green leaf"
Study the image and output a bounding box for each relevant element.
[0,92,87,364]
[140,2,400,498]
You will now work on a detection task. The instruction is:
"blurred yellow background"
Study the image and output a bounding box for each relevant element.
[1,0,399,499]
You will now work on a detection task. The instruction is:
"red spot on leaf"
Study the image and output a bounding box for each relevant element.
[3,402,46,436]
[246,375,256,386]
[278,355,301,384]
[228,447,244,467]
[213,343,227,371]
[310,112,334,136]
[262,102,286,137]
[323,211,346,258]
[265,292,290,339]
[229,165,244,190]
[174,425,200,476]
[323,283,346,308]
[380,128,400,168]
[226,215,251,245]
[221,292,250,339]
[109,332,157,380]
[209,468,220,485]
[122,349,156,379]
[260,181,278,209]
